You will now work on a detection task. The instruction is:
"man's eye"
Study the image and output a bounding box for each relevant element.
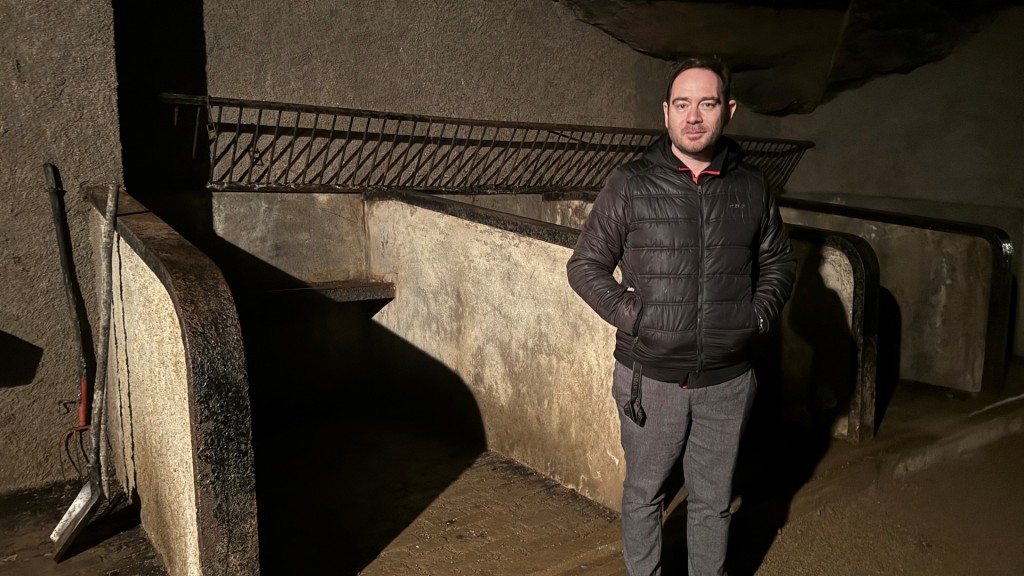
[701,102,716,109]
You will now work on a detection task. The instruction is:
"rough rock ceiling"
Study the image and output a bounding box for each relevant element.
[557,0,1019,114]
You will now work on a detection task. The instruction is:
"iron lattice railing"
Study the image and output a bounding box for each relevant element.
[161,94,813,194]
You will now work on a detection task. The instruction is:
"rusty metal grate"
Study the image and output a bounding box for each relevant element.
[735,136,816,195]
[161,94,813,194]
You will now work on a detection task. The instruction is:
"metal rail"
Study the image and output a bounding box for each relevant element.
[161,93,814,194]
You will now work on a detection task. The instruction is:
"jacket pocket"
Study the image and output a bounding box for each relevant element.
[634,327,699,364]
[619,284,643,337]
[603,287,641,336]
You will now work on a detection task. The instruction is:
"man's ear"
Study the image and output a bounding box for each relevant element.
[662,100,670,129]
[726,99,737,123]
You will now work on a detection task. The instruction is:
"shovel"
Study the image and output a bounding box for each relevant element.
[47,165,120,561]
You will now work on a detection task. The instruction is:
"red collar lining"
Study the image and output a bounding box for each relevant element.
[678,167,721,183]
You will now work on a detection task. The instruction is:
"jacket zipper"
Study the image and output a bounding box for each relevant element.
[696,178,705,372]
[630,283,641,346]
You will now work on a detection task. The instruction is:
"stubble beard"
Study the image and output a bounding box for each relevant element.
[669,117,727,160]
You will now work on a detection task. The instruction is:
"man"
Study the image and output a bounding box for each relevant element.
[566,57,796,576]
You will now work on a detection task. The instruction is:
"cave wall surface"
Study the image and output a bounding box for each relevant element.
[0,0,123,492]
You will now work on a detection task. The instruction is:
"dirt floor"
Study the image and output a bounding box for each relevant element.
[1,430,1021,575]
[0,484,166,576]
[752,432,1024,576]
[4,288,1020,576]
[353,431,1024,576]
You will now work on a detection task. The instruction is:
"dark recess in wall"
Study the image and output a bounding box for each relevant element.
[112,0,209,203]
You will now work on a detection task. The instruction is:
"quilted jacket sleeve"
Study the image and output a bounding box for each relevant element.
[753,179,797,333]
[566,168,643,335]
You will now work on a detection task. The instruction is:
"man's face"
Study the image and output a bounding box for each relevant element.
[662,68,737,163]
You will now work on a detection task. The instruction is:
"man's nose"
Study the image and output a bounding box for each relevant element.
[685,108,703,123]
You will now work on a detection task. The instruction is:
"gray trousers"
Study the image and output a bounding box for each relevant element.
[612,361,756,576]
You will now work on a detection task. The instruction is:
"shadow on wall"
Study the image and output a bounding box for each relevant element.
[0,331,44,388]
[1008,277,1018,361]
[197,234,487,574]
[785,248,856,426]
[660,247,859,575]
[875,287,902,430]
[113,15,491,558]
[111,0,489,563]
[736,247,858,575]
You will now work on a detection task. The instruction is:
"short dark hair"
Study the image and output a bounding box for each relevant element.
[665,56,732,103]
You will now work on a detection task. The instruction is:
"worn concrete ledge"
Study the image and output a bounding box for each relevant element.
[256,279,396,303]
[86,186,259,576]
[364,189,581,249]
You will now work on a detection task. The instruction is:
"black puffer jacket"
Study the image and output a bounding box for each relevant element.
[567,136,796,387]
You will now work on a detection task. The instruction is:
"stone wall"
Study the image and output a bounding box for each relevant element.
[210,193,368,287]
[729,7,1024,210]
[0,0,122,492]
[203,0,669,128]
[728,7,1024,358]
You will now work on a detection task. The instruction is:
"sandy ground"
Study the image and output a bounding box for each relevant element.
[348,429,1024,576]
[1,430,1021,575]
[755,432,1024,576]
[4,289,1020,576]
[0,485,165,576]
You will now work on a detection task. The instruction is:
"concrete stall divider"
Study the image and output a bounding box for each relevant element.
[529,187,1011,397]
[362,190,883,514]
[457,191,882,443]
[778,197,1013,394]
[85,186,259,576]
[783,192,1024,359]
[364,190,625,510]
[782,226,880,443]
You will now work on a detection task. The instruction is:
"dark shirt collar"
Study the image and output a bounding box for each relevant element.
[650,135,736,182]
